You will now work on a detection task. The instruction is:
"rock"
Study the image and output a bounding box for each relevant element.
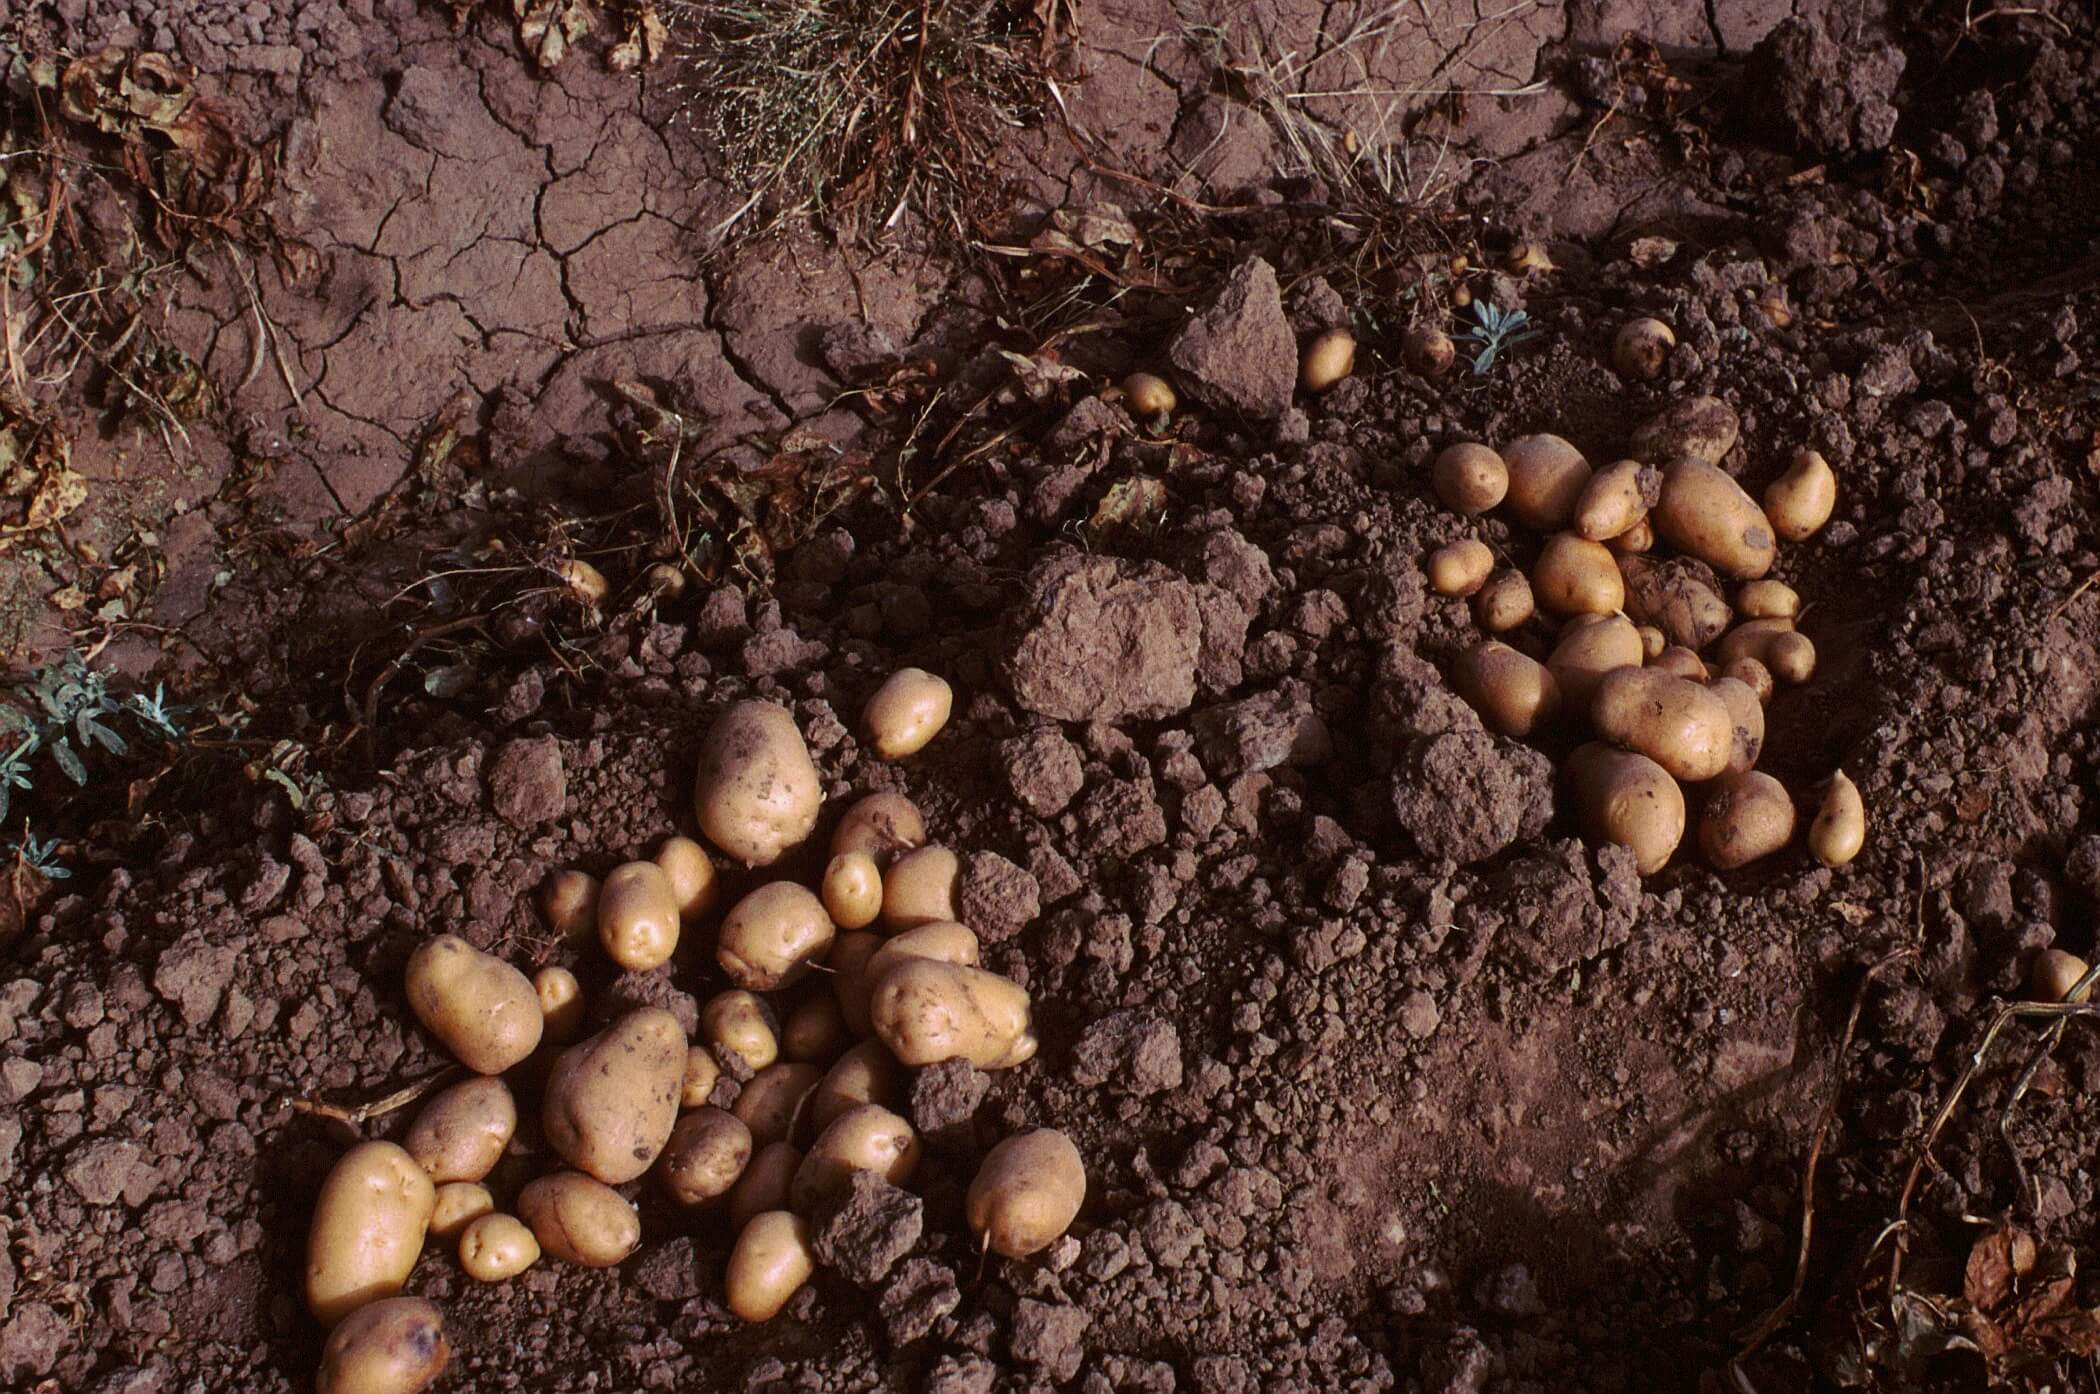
[1491,841,1641,977]
[999,731,1086,817]
[1191,685,1333,776]
[1389,732,1554,865]
[691,586,751,649]
[958,853,1040,944]
[63,1137,157,1207]
[1165,257,1297,420]
[486,735,566,828]
[1042,395,1130,456]
[0,1301,65,1382]
[1010,1298,1090,1382]
[812,1171,923,1284]
[819,320,899,380]
[1005,550,1203,721]
[1743,17,1906,157]
[1189,527,1276,613]
[1399,991,1441,1039]
[1076,779,1169,860]
[630,1236,702,1300]
[1070,1010,1183,1095]
[152,933,237,1027]
[1190,583,1251,695]
[881,1258,962,1348]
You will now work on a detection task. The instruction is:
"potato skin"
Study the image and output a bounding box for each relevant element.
[403,1076,515,1184]
[865,920,983,986]
[863,668,954,760]
[730,1142,802,1231]
[681,1045,723,1109]
[1736,579,1800,620]
[790,1104,921,1211]
[1566,743,1685,875]
[459,1212,540,1282]
[1433,443,1508,515]
[1573,459,1660,541]
[654,835,719,923]
[306,1141,435,1327]
[1123,372,1176,415]
[542,1008,687,1184]
[1708,677,1765,776]
[1501,434,1592,531]
[880,846,961,932]
[534,966,585,1044]
[597,860,681,972]
[1697,770,1795,870]
[1765,448,1836,541]
[1715,618,1799,674]
[1453,642,1561,740]
[316,1296,448,1394]
[1546,614,1644,712]
[1473,570,1534,633]
[517,1171,639,1267]
[1613,318,1675,381]
[658,1107,754,1206]
[828,930,884,1038]
[1533,534,1625,616]
[813,1040,903,1132]
[726,1211,814,1322]
[2031,949,2092,1004]
[719,881,837,991]
[1608,515,1655,555]
[1653,461,1776,579]
[694,700,822,866]
[1808,770,1865,868]
[404,935,543,1076]
[1590,667,1735,782]
[869,960,1034,1069]
[966,1129,1086,1259]
[539,870,599,945]
[1630,394,1739,466]
[781,994,848,1063]
[733,1062,826,1147]
[429,1182,493,1240]
[1427,539,1494,598]
[1766,630,1816,685]
[830,792,927,865]
[820,852,883,930]
[1620,555,1733,651]
[1300,328,1356,392]
[1723,656,1775,705]
[1651,646,1706,682]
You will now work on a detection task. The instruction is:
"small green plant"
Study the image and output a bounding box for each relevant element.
[8,827,69,880]
[1459,301,1542,376]
[0,651,191,823]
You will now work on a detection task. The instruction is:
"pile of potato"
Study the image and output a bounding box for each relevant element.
[308,669,1088,1394]
[1426,368,1866,877]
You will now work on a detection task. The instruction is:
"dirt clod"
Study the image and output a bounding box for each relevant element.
[486,735,567,828]
[1005,551,1203,721]
[1165,257,1297,421]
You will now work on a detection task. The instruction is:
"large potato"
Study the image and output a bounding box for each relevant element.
[306,1141,434,1327]
[881,846,960,931]
[694,700,822,866]
[517,1171,639,1267]
[831,791,928,865]
[726,1211,814,1322]
[1566,742,1685,875]
[1532,534,1624,616]
[1453,642,1561,739]
[734,1062,826,1146]
[1590,667,1735,782]
[542,1008,686,1184]
[1573,459,1659,541]
[719,882,837,991]
[659,1107,753,1206]
[1653,461,1775,579]
[1698,770,1795,869]
[404,935,543,1075]
[597,860,680,972]
[1629,395,1739,466]
[1708,676,1765,776]
[863,668,954,760]
[402,1077,515,1184]
[813,1040,903,1132]
[1546,614,1644,712]
[966,1129,1086,1259]
[316,1296,448,1394]
[1620,555,1732,651]
[870,960,1035,1069]
[865,920,982,985]
[1501,434,1592,530]
[790,1104,921,1211]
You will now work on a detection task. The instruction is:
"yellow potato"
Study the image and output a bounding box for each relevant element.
[1715,618,1809,681]
[1764,448,1836,540]
[1620,555,1733,651]
[1723,656,1775,705]
[459,1212,540,1282]
[305,1141,434,1327]
[1590,667,1735,782]
[1573,460,1659,541]
[733,1062,826,1147]
[726,1211,814,1322]
[863,668,954,760]
[1608,516,1655,555]
[404,935,543,1076]
[1708,676,1765,776]
[1566,742,1685,875]
[828,930,884,1038]
[781,994,848,1063]
[658,1106,753,1205]
[534,966,585,1044]
[1651,646,1706,682]
[831,790,928,865]
[719,881,837,990]
[694,700,822,866]
[403,1077,515,1184]
[1613,318,1675,381]
[597,860,680,972]
[1532,534,1625,616]
[1767,630,1816,685]
[813,1040,904,1132]
[559,558,609,606]
[1432,442,1508,515]
[654,835,720,923]
[1546,613,1645,712]
[1653,461,1776,580]
[539,870,599,945]
[1697,770,1795,870]
[1629,395,1739,466]
[1736,579,1800,620]
[866,920,983,986]
[429,1182,494,1240]
[820,851,883,930]
[966,1129,1086,1259]
[517,1171,639,1267]
[1808,770,1865,868]
[645,562,687,598]
[1300,328,1356,392]
[681,1044,723,1109]
[869,959,1034,1069]
[1123,371,1176,416]
[1637,625,1666,661]
[1404,324,1457,378]
[316,1296,448,1394]
[1427,539,1494,598]
[1472,570,1534,633]
[1452,642,1561,740]
[881,846,960,932]
[701,990,780,1073]
[2031,949,2092,1004]
[542,1008,687,1184]
[790,1103,921,1211]
[730,1142,802,1231]
[1501,434,1592,531]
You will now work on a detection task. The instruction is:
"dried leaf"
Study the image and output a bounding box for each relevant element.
[2026,1309,2100,1357]
[46,584,87,612]
[997,348,1084,402]
[24,463,86,529]
[1965,1225,2036,1313]
[1627,236,1679,268]
[1087,474,1167,545]
[1048,202,1138,250]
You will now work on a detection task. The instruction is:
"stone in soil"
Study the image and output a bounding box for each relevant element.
[1004,550,1203,722]
[1165,256,1298,421]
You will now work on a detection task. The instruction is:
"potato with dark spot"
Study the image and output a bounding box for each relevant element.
[1653,461,1775,580]
[1697,771,1795,869]
[966,1129,1086,1259]
[1630,395,1739,466]
[658,1107,753,1206]
[830,791,927,865]
[694,700,822,866]
[727,1211,814,1322]
[517,1171,639,1267]
[1566,743,1685,874]
[1453,642,1561,739]
[316,1296,448,1394]
[718,881,837,990]
[404,935,543,1076]
[1620,555,1732,651]
[306,1142,434,1327]
[542,1008,686,1184]
[403,1077,515,1184]
[870,960,1035,1069]
[1501,434,1591,531]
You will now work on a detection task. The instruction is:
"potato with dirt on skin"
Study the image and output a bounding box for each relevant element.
[459,1212,540,1282]
[659,1106,754,1206]
[1573,460,1660,542]
[306,1141,435,1327]
[1432,442,1508,515]
[1566,742,1685,875]
[403,1076,515,1185]
[863,667,954,760]
[597,860,680,972]
[681,1045,722,1109]
[1300,327,1356,392]
[1620,555,1732,651]
[1404,325,1457,379]
[881,846,960,931]
[1653,460,1776,580]
[830,791,927,866]
[1765,447,1837,541]
[1630,394,1739,467]
[542,1007,686,1184]
[828,929,884,1038]
[1426,539,1494,598]
[517,1171,639,1267]
[701,990,780,1073]
[1808,770,1865,868]
[2031,949,2092,1004]
[1723,657,1774,706]
[1613,318,1676,381]
[966,1128,1087,1259]
[1472,570,1533,633]
[534,966,585,1044]
[1608,516,1655,555]
[727,1211,815,1322]
[1547,613,1645,712]
[429,1181,493,1240]
[731,1142,802,1230]
[790,1103,922,1212]
[1501,434,1592,531]
[539,869,599,944]
[821,851,883,930]
[1453,642,1560,740]
[870,959,1035,1069]
[813,1039,903,1131]
[1533,534,1624,616]
[1122,372,1176,416]
[866,919,983,985]
[694,700,822,866]
[315,1296,448,1394]
[1708,676,1765,776]
[1737,579,1800,620]
[734,1061,826,1146]
[781,994,849,1062]
[1591,666,1735,783]
[405,934,543,1076]
[654,834,720,924]
[1697,770,1795,870]
[719,881,837,991]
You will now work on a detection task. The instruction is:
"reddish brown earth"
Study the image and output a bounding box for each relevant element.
[2,2,2099,1391]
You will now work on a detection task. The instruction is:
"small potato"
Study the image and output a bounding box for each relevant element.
[459,1213,540,1282]
[731,1142,802,1231]
[870,959,1034,1069]
[1404,325,1457,379]
[1453,642,1561,740]
[645,562,687,598]
[694,700,822,867]
[1708,677,1765,776]
[1427,539,1494,598]
[1573,460,1660,542]
[655,835,720,924]
[1637,625,1666,661]
[1697,770,1795,870]
[1765,448,1836,541]
[821,851,883,930]
[1613,318,1676,381]
[1123,371,1176,416]
[1473,570,1534,633]
[1608,516,1655,555]
[403,1077,515,1184]
[966,1128,1086,1259]
[719,881,837,990]
[306,1141,434,1327]
[830,791,928,866]
[1532,534,1625,616]
[782,995,849,1063]
[1300,328,1356,392]
[1808,770,1865,869]
[1724,656,1775,704]
[1591,667,1735,782]
[881,846,961,931]
[598,860,680,972]
[866,920,983,986]
[429,1182,494,1240]
[542,1008,687,1184]
[1621,555,1733,651]
[682,1045,723,1109]
[534,966,585,1044]
[1737,579,1800,620]
[1653,460,1775,580]
[1502,434,1592,531]
[734,1062,826,1146]
[540,870,599,945]
[1433,443,1508,515]
[791,1104,921,1211]
[1566,742,1685,875]
[2030,949,2093,1004]
[517,1171,639,1267]
[727,1211,814,1322]
[1651,646,1707,682]
[829,930,884,1038]
[1547,613,1645,712]
[1630,395,1739,467]
[863,668,954,760]
[1768,631,1815,685]
[316,1296,448,1394]
[658,1107,753,1206]
[701,990,780,1074]
[405,935,543,1076]
[1716,618,1811,682]
[560,559,610,606]
[813,1040,904,1132]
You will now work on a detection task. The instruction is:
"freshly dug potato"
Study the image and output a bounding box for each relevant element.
[731,1142,802,1230]
[459,1213,540,1282]
[1547,614,1645,712]
[881,846,961,931]
[429,1182,493,1240]
[540,869,599,945]
[1630,395,1739,466]
[781,995,848,1063]
[1737,579,1800,620]
[863,668,953,760]
[403,1077,515,1185]
[1453,642,1561,740]
[1123,371,1176,416]
[517,1171,639,1267]
[1708,676,1765,776]
[1697,771,1795,870]
[560,559,610,606]
[644,562,687,598]
[790,1104,921,1211]
[1573,460,1660,541]
[1300,328,1356,392]
[542,1008,686,1184]
[701,990,780,1073]
[682,1045,723,1109]
[1715,618,1804,678]
[654,835,720,924]
[694,700,822,866]
[1767,631,1816,685]
[1591,667,1735,782]
[1432,442,1508,515]
[726,1211,814,1322]
[829,930,884,1037]
[734,1062,825,1146]
[534,967,585,1045]
[867,920,983,987]
[813,1040,903,1132]
[306,1141,435,1326]
[1723,656,1775,704]
[1404,325,1457,379]
[405,935,543,1076]
[1651,646,1707,681]
[2030,949,2093,1004]
[1502,434,1592,531]
[719,881,837,990]
[1608,516,1655,555]
[1508,240,1554,274]
[597,860,680,972]
[1566,742,1685,875]
[1613,318,1676,381]
[1427,539,1494,598]
[1620,555,1733,651]
[316,1296,448,1394]
[830,791,928,865]
[966,1129,1086,1259]
[1637,625,1666,661]
[1765,448,1836,540]
[658,1107,753,1206]
[870,960,1035,1069]
[1808,770,1865,868]
[1653,461,1775,580]
[821,851,883,930]
[1533,534,1625,616]
[1473,570,1534,633]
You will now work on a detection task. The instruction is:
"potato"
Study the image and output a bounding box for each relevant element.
[1724,656,1775,704]
[726,1211,814,1322]
[1123,371,1176,416]
[1768,630,1815,685]
[881,846,960,932]
[719,881,837,990]
[659,1107,753,1205]
[429,1182,494,1240]
[654,835,720,923]
[864,668,954,760]
[870,959,1034,1069]
[682,1045,723,1109]
[542,1008,686,1184]
[1573,460,1660,542]
[1591,667,1735,782]
[831,791,929,866]
[867,920,983,986]
[1508,240,1554,274]
[791,1104,921,1211]
[828,930,884,1037]
[1613,318,1675,381]
[1533,534,1625,616]
[1708,677,1765,776]
[645,562,688,598]
[701,990,780,1073]
[1566,742,1685,875]
[734,1062,825,1146]
[1427,539,1494,598]
[1501,434,1592,531]
[1737,579,1800,620]
[2030,949,2092,1004]
[306,1141,434,1327]
[782,995,848,1063]
[821,851,883,930]
[534,966,585,1044]
[694,700,822,866]
[1630,395,1739,466]
[1473,570,1534,633]
[1637,625,1666,661]
[966,1129,1086,1259]
[540,870,599,945]
[731,1142,802,1231]
[1547,613,1644,712]
[1652,461,1775,580]
[459,1213,540,1282]
[1300,328,1356,392]
[517,1171,639,1267]
[597,860,680,972]
[316,1296,448,1394]
[1608,516,1655,555]
[404,935,543,1076]
[1808,770,1865,868]
[1404,325,1457,378]
[813,1040,903,1132]
[1620,555,1732,651]
[1697,770,1795,870]
[403,1077,515,1184]
[1716,618,1811,682]
[1765,448,1836,540]
[1651,646,1707,682]
[560,558,610,606]
[1432,443,1508,515]
[1453,642,1561,740]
